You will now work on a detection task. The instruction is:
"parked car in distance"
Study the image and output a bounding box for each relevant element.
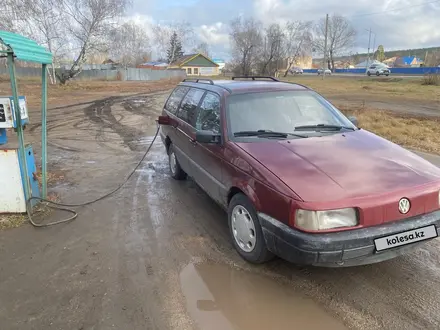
[317,68,331,75]
[289,67,303,75]
[367,64,390,76]
[158,76,440,267]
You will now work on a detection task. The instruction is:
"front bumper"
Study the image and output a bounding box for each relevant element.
[258,210,440,267]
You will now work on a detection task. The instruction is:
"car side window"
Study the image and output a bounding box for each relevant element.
[165,86,189,114]
[177,88,205,126]
[196,92,221,134]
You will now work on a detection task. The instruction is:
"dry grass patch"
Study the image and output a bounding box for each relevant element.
[340,106,440,155]
[0,214,27,230]
[0,192,60,230]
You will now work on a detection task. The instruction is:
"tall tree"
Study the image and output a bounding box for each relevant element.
[375,45,386,62]
[283,21,313,76]
[167,31,184,64]
[260,23,284,75]
[108,21,150,67]
[153,22,193,60]
[56,0,131,84]
[229,16,262,76]
[1,0,65,83]
[314,14,356,71]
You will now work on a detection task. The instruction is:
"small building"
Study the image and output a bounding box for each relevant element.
[168,53,220,76]
[212,58,226,71]
[394,56,424,67]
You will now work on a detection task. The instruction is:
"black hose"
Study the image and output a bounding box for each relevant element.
[26,124,161,227]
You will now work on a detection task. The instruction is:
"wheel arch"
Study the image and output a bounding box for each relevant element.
[227,184,262,211]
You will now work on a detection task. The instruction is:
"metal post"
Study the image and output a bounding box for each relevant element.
[322,13,329,80]
[7,53,31,203]
[366,28,372,74]
[41,64,48,199]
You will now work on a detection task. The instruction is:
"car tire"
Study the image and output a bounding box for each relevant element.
[367,72,371,76]
[386,74,389,76]
[168,144,187,180]
[376,71,380,76]
[228,193,275,264]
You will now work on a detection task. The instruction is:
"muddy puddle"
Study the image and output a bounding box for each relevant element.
[180,262,348,330]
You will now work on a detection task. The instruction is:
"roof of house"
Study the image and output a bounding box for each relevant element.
[401,56,415,65]
[171,53,219,67]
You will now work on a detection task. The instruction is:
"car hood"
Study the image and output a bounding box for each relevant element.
[235,130,440,202]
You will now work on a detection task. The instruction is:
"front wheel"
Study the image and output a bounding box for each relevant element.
[367,72,371,76]
[228,193,274,264]
[376,71,380,76]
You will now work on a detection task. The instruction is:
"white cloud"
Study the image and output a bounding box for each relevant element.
[198,22,229,46]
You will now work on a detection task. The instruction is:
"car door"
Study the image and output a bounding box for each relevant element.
[174,87,206,177]
[162,86,190,168]
[191,92,226,205]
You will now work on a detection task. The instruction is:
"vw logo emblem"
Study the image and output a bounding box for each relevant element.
[398,198,411,214]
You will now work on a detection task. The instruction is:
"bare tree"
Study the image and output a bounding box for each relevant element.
[56,0,131,84]
[1,0,65,82]
[314,14,356,71]
[152,22,194,60]
[108,21,150,67]
[260,23,284,75]
[229,16,262,76]
[283,21,313,77]
[193,42,211,58]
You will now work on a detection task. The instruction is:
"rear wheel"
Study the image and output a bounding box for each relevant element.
[376,71,380,76]
[168,144,187,180]
[228,193,274,264]
[367,71,371,76]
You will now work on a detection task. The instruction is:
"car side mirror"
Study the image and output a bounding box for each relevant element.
[158,115,171,125]
[195,130,221,144]
[348,116,358,126]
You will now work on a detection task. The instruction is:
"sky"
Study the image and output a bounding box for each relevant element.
[126,0,440,61]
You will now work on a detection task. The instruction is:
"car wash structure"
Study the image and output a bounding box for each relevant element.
[0,30,52,213]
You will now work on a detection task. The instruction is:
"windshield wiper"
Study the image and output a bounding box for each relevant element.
[294,124,355,132]
[233,130,307,138]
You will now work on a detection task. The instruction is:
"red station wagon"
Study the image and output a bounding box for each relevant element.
[158,76,440,267]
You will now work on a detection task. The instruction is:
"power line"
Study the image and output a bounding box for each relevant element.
[350,0,440,18]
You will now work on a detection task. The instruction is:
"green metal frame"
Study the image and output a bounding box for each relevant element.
[0,30,53,201]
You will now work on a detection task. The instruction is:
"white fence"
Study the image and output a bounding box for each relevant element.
[0,66,186,81]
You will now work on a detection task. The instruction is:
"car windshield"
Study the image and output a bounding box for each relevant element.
[226,90,356,138]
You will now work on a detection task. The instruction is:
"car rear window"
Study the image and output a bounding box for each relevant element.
[177,88,205,126]
[165,86,189,114]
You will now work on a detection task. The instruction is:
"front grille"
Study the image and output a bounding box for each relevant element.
[0,104,5,122]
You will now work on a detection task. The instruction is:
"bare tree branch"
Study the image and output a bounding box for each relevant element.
[313,14,356,71]
[229,16,262,76]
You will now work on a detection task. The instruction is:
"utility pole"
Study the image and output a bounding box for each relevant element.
[366,28,372,74]
[322,13,329,80]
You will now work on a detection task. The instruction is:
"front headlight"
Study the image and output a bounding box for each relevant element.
[295,208,358,231]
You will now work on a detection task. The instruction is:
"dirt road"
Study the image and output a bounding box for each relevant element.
[1,91,440,330]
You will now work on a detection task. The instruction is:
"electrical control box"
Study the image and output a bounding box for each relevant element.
[0,96,29,129]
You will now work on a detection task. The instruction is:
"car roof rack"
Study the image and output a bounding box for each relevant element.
[231,76,279,81]
[182,78,214,85]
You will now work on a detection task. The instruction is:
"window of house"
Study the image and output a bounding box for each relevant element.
[187,68,192,74]
[177,88,205,126]
[165,86,189,114]
[194,68,199,75]
[196,92,221,134]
